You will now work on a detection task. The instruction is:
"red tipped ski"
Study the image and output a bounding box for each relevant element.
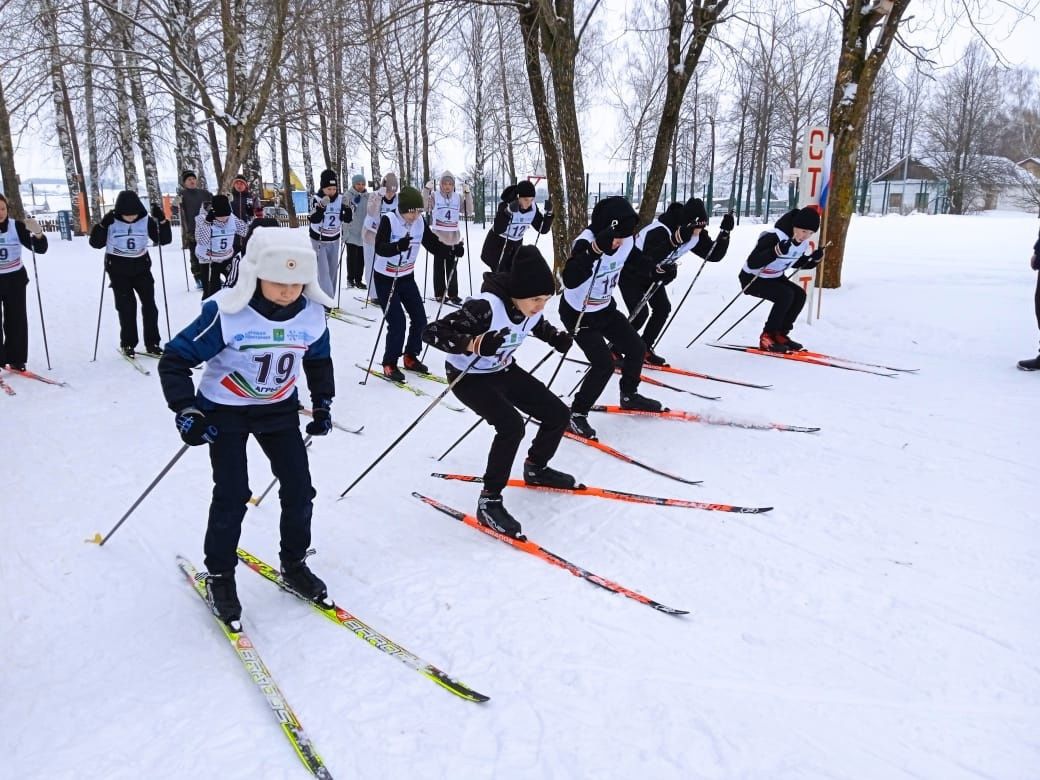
[708,343,898,377]
[590,404,819,433]
[642,362,772,389]
[5,368,68,387]
[789,349,917,373]
[636,372,720,401]
[430,473,772,514]
[561,430,703,484]
[412,492,688,615]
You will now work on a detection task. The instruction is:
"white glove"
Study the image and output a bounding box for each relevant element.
[424,180,435,191]
[24,217,42,236]
[318,196,330,208]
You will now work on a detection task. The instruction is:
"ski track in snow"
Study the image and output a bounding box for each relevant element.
[3,212,1039,779]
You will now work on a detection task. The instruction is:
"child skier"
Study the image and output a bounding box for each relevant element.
[560,196,662,441]
[157,227,337,627]
[740,206,824,353]
[0,195,48,371]
[343,174,369,289]
[371,186,441,381]
[89,190,173,357]
[623,199,732,364]
[1018,226,1040,371]
[309,169,352,299]
[362,172,399,299]
[195,194,249,298]
[422,246,578,539]
[422,171,473,304]
[479,181,553,272]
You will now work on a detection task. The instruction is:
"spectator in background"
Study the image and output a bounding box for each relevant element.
[1017,225,1040,371]
[230,174,262,223]
[178,170,212,290]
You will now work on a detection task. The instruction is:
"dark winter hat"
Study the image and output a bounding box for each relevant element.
[589,196,638,238]
[320,169,338,189]
[793,206,821,232]
[509,246,556,299]
[516,180,537,198]
[114,190,146,217]
[233,173,248,184]
[398,186,423,212]
[351,174,366,186]
[181,170,196,184]
[658,202,686,230]
[682,197,709,225]
[211,194,232,218]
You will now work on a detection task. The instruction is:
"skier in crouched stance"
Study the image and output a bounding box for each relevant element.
[422,246,579,540]
[158,228,337,627]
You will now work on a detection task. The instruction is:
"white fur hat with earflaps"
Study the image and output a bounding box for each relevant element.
[217,226,335,314]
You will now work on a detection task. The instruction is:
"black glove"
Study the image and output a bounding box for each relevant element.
[501,185,518,203]
[205,209,216,223]
[544,197,553,216]
[396,235,412,252]
[507,199,521,213]
[776,239,792,255]
[549,329,573,353]
[305,401,333,436]
[175,407,218,446]
[809,246,826,263]
[720,213,735,232]
[593,226,617,254]
[476,327,510,357]
[150,204,165,222]
[101,211,116,227]
[342,208,352,223]
[453,242,465,258]
[658,265,678,285]
[677,223,695,244]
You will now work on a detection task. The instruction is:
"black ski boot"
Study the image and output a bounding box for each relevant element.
[280,555,329,603]
[644,349,668,366]
[403,353,429,374]
[476,492,524,539]
[620,392,663,412]
[568,412,598,440]
[145,344,164,357]
[1018,355,1040,371]
[523,459,579,490]
[205,570,242,628]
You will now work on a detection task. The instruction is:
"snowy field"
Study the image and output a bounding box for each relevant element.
[3,211,1039,779]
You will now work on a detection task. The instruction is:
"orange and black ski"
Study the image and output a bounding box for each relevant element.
[412,492,688,615]
[708,343,900,377]
[559,430,703,484]
[430,473,772,514]
[589,405,820,433]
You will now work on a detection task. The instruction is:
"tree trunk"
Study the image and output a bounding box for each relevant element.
[277,78,298,228]
[81,0,101,224]
[820,0,911,289]
[309,47,332,170]
[420,0,432,185]
[0,78,25,220]
[123,30,163,207]
[364,0,380,180]
[496,10,517,183]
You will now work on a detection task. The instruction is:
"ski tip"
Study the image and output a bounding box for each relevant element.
[654,604,690,616]
[85,532,103,545]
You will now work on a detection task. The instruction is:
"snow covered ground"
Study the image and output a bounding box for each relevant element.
[3,211,1039,779]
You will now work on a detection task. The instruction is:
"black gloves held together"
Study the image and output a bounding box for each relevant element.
[476,327,510,357]
[396,235,413,253]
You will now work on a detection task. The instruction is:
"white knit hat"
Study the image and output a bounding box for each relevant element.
[218,227,335,314]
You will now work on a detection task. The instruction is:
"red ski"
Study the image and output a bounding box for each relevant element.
[560,430,703,484]
[637,372,720,401]
[413,492,688,615]
[5,368,68,387]
[642,362,772,389]
[430,473,772,514]
[590,405,819,433]
[790,349,917,373]
[708,343,898,377]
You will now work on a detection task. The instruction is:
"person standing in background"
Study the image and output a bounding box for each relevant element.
[178,171,212,290]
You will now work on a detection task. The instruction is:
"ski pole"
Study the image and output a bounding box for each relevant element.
[29,246,52,370]
[180,246,190,291]
[249,436,313,507]
[685,270,765,348]
[340,355,480,498]
[91,263,106,361]
[89,444,190,546]
[653,257,709,349]
[463,189,473,296]
[359,272,400,383]
[540,251,608,396]
[420,248,463,363]
[154,221,172,341]
[335,240,347,309]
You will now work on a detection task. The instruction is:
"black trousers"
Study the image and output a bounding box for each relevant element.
[432,244,459,298]
[107,260,161,349]
[739,271,806,333]
[1033,271,1040,335]
[0,267,29,366]
[373,272,427,364]
[203,260,232,298]
[480,235,522,272]
[559,301,646,413]
[185,239,202,282]
[449,362,569,495]
[204,424,314,573]
[345,243,365,286]
[619,277,670,349]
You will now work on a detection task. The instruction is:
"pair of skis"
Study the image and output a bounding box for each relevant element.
[1,366,69,393]
[117,346,159,375]
[327,307,375,328]
[709,343,918,377]
[355,362,466,412]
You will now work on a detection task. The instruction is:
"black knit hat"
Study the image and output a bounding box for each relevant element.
[181,170,196,184]
[320,169,338,189]
[682,198,708,225]
[793,206,821,232]
[211,194,232,218]
[516,180,536,198]
[509,246,556,299]
[114,190,145,216]
[590,196,638,238]
[233,173,248,184]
